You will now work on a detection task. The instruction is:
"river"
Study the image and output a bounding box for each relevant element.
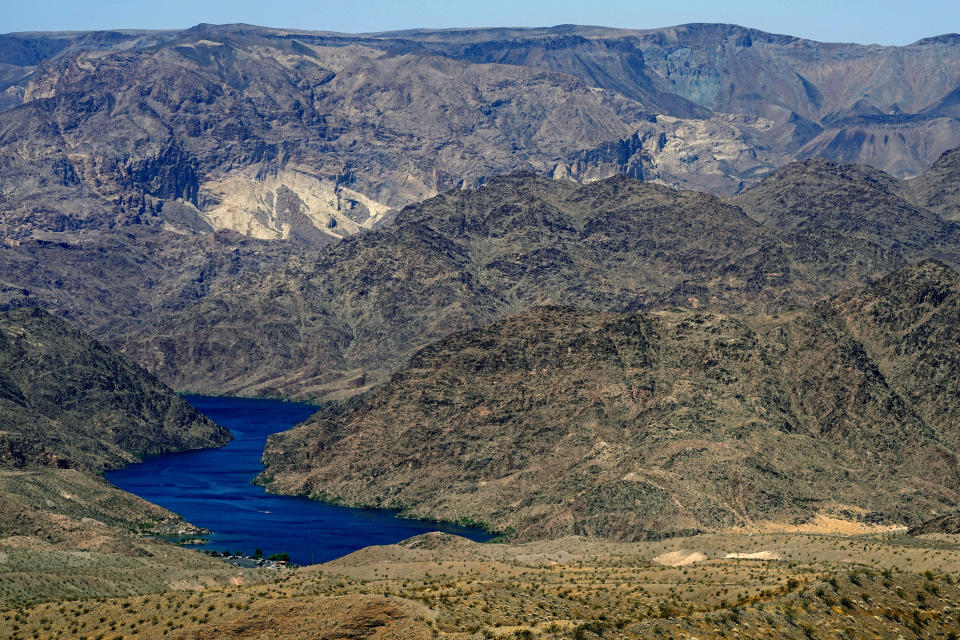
[106,395,491,565]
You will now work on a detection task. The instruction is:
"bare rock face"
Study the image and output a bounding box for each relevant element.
[101,168,942,399]
[3,157,960,401]
[0,27,644,245]
[730,159,960,281]
[2,25,960,403]
[817,261,960,451]
[2,23,960,247]
[795,115,960,179]
[257,262,960,541]
[0,307,231,472]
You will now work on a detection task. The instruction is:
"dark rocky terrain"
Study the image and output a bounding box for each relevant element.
[0,307,238,585]
[3,158,960,400]
[909,512,960,535]
[906,145,960,220]
[257,262,960,540]
[731,159,960,273]
[0,307,230,472]
[3,21,960,400]
[818,261,960,451]
[115,173,798,398]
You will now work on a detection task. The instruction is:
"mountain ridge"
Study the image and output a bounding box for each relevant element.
[0,306,231,472]
[0,306,238,574]
[4,155,960,401]
[256,261,960,540]
[3,21,960,246]
[105,166,919,398]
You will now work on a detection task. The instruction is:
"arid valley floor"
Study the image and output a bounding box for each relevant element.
[4,527,960,639]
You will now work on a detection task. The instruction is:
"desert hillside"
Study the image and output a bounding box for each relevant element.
[259,262,960,540]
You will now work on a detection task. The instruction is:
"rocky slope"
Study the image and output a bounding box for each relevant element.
[0,307,230,471]
[113,165,960,399]
[0,25,646,245]
[3,160,960,400]
[3,22,960,400]
[420,24,960,180]
[2,23,960,247]
[817,261,960,450]
[730,158,960,280]
[0,467,205,546]
[906,145,960,220]
[115,173,791,398]
[0,307,238,583]
[257,262,960,540]
[909,512,960,535]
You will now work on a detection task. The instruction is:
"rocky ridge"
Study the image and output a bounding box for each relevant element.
[906,145,960,220]
[0,307,230,472]
[3,23,960,245]
[4,158,960,400]
[256,262,960,540]
[0,307,235,570]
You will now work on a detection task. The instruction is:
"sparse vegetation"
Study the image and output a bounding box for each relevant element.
[2,530,960,639]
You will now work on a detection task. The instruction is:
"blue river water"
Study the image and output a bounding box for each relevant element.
[106,395,492,565]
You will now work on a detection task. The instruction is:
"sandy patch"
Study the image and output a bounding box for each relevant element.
[724,551,780,560]
[166,579,205,591]
[653,550,707,567]
[729,514,909,535]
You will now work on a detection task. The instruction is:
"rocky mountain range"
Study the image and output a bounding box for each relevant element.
[5,19,960,637]
[3,21,960,400]
[1,153,959,400]
[257,261,960,540]
[2,23,960,245]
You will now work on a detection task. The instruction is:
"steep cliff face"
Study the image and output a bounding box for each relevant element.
[2,23,960,246]
[0,28,646,244]
[0,307,231,472]
[406,23,960,181]
[406,23,960,125]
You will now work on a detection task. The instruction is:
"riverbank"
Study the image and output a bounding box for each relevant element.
[108,395,492,565]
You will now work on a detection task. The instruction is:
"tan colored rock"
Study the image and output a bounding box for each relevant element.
[653,550,708,566]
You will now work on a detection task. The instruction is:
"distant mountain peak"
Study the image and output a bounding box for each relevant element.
[913,33,960,46]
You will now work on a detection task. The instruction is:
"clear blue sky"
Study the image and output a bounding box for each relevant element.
[4,0,957,46]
